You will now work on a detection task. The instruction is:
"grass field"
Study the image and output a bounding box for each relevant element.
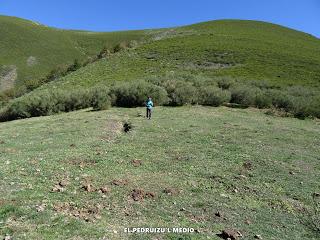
[1,106,319,239]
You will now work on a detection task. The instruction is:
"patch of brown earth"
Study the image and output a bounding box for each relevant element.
[53,202,102,222]
[131,189,156,201]
[112,179,129,186]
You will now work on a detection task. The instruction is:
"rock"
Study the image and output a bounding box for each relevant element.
[289,171,295,175]
[254,234,262,239]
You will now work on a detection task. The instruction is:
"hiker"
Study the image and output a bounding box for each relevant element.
[146,96,153,120]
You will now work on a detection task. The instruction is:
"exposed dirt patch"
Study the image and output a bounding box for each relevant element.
[81,182,96,192]
[100,119,123,142]
[98,186,111,194]
[52,179,69,192]
[112,179,129,186]
[53,202,102,222]
[217,229,243,240]
[131,189,156,201]
[0,140,5,144]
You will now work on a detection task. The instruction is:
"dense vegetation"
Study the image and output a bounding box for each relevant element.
[1,74,319,121]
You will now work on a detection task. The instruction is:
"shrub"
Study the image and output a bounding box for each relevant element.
[110,81,168,107]
[254,91,273,108]
[198,86,231,106]
[172,83,198,106]
[230,85,258,106]
[90,86,111,111]
[217,77,235,90]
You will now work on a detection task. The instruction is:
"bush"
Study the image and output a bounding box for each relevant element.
[230,85,258,106]
[110,81,168,107]
[90,86,111,111]
[217,77,235,90]
[254,91,273,108]
[198,86,231,106]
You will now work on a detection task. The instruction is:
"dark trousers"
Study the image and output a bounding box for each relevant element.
[146,108,152,119]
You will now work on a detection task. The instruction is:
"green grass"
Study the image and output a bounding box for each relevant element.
[0,15,147,90]
[22,19,320,94]
[0,106,319,239]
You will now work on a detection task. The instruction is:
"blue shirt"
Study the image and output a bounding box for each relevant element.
[146,100,153,109]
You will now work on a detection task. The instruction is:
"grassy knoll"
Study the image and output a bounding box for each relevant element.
[0,106,319,239]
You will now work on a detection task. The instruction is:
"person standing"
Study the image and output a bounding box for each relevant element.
[146,97,153,120]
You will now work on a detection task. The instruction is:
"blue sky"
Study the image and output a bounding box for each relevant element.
[0,0,319,37]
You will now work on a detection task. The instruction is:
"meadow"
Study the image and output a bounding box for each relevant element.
[0,106,320,239]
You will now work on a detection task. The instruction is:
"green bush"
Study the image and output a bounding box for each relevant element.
[254,91,273,108]
[110,81,168,107]
[198,86,231,106]
[217,77,235,90]
[230,85,258,106]
[90,86,111,111]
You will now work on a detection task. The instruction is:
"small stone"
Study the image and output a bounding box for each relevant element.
[254,234,262,239]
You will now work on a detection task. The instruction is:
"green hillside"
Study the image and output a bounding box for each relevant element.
[27,19,320,92]
[0,15,146,91]
[0,106,319,239]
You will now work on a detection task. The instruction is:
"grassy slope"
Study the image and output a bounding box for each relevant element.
[24,19,320,95]
[0,15,146,88]
[0,106,319,239]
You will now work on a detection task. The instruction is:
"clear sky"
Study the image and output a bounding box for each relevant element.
[0,0,319,37]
